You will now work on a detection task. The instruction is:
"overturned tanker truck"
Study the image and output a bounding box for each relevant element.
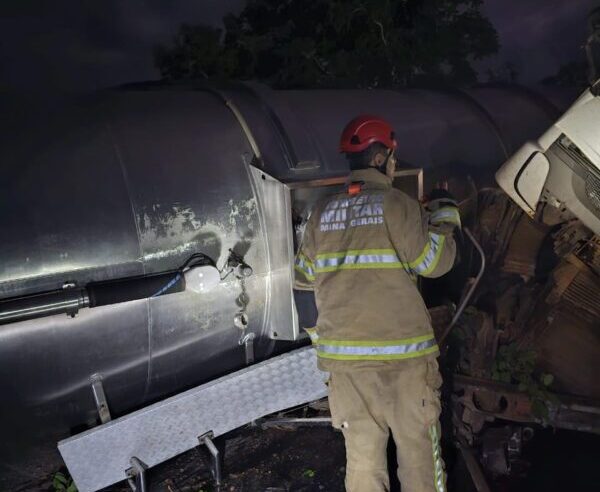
[0,81,597,491]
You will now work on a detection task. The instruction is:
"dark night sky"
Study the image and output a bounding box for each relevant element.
[0,0,596,93]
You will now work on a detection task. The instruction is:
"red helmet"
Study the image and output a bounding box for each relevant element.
[339,115,397,153]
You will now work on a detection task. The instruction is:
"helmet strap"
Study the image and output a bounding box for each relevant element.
[375,148,394,175]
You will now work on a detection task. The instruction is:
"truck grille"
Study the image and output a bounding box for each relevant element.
[557,134,600,212]
[585,171,600,211]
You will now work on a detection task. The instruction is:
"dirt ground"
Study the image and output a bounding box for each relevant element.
[33,418,600,492]
[102,425,347,492]
[95,423,600,492]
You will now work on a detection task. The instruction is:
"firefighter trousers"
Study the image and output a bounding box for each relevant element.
[327,357,446,492]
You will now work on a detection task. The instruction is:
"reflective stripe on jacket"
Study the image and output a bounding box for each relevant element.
[294,168,459,372]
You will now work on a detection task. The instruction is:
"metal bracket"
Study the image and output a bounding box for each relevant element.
[125,456,147,492]
[199,431,222,486]
[393,168,424,201]
[90,374,111,424]
[239,332,256,365]
[457,441,492,492]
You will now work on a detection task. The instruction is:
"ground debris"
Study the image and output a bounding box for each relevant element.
[98,425,347,492]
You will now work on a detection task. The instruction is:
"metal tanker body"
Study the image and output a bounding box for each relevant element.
[0,82,570,487]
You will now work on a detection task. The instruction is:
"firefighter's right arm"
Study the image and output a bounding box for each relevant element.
[384,190,459,278]
[293,211,317,291]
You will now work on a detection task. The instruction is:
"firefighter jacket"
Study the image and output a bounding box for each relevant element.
[294,168,460,373]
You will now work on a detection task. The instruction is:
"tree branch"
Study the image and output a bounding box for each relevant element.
[374,20,388,46]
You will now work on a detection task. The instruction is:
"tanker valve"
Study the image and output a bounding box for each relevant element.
[234,311,249,330]
[225,249,253,279]
[239,332,256,365]
[181,254,221,294]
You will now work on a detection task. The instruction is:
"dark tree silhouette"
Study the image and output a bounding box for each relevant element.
[155,0,499,88]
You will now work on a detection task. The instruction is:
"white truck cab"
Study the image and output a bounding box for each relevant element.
[496,83,600,235]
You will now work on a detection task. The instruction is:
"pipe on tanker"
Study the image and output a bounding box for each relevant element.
[0,288,90,325]
[0,253,217,326]
[87,270,184,307]
[202,86,264,166]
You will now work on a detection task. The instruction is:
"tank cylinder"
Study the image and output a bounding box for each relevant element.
[0,270,186,326]
[0,289,90,324]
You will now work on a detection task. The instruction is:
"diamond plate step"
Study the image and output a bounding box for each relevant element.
[58,346,327,492]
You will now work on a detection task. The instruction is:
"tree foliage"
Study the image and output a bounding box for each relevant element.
[542,60,590,89]
[492,343,558,422]
[155,0,499,88]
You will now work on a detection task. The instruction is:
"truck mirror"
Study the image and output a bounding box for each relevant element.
[514,152,550,216]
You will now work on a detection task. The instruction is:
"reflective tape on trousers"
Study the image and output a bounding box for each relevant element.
[429,423,446,492]
[305,328,319,343]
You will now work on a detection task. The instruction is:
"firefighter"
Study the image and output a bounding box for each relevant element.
[294,115,460,492]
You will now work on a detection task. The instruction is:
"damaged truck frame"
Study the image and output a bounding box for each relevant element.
[0,77,599,491]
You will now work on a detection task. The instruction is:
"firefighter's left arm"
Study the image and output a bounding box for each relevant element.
[423,192,460,278]
[293,210,317,291]
[427,188,462,230]
[386,190,460,279]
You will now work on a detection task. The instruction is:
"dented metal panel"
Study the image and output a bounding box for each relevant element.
[0,90,274,482]
[247,167,298,341]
